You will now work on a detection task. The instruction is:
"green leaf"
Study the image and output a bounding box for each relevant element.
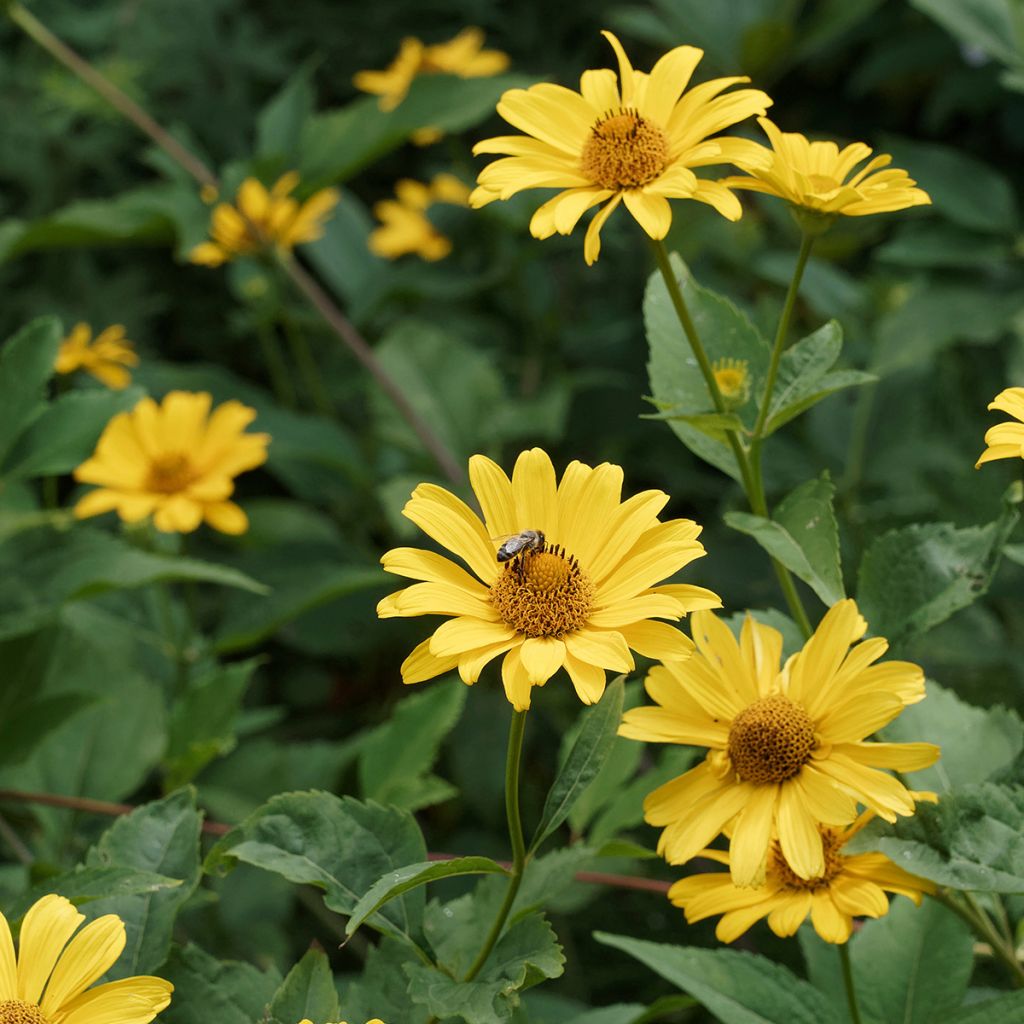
[854,783,1024,892]
[406,912,564,1024]
[83,788,203,976]
[881,680,1023,791]
[910,0,1024,73]
[725,474,844,606]
[358,678,466,810]
[940,991,1024,1024]
[160,943,281,1024]
[257,62,316,160]
[205,791,427,941]
[0,317,62,466]
[268,948,340,1024]
[345,857,508,940]
[339,937,430,1024]
[594,933,841,1024]
[531,678,625,854]
[645,253,770,480]
[0,692,97,769]
[856,488,1020,642]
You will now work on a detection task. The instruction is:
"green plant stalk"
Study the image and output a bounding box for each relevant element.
[281,315,334,418]
[651,238,813,636]
[256,322,297,408]
[838,943,863,1024]
[462,710,528,983]
[933,889,1024,988]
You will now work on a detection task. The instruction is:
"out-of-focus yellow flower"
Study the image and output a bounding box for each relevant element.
[976,387,1024,467]
[712,358,750,406]
[470,30,772,264]
[74,391,269,534]
[299,1018,384,1024]
[55,322,138,390]
[354,28,509,112]
[0,894,172,1024]
[190,172,340,267]
[669,809,935,944]
[720,118,931,219]
[369,173,471,261]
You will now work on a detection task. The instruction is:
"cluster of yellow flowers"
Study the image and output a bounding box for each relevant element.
[368,173,471,261]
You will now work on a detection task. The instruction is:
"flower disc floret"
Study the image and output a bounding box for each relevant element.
[580,111,669,190]
[490,546,594,638]
[727,695,815,784]
[0,1002,48,1024]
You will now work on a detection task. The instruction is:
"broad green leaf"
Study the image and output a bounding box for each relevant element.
[358,679,466,810]
[645,253,770,480]
[160,943,281,1024]
[876,221,1012,269]
[406,912,564,1024]
[83,788,203,976]
[268,948,340,1024]
[940,991,1024,1024]
[0,317,62,466]
[595,933,841,1024]
[563,1006,647,1024]
[911,0,1024,73]
[339,937,430,1024]
[206,791,427,940]
[345,857,508,939]
[856,486,1020,642]
[854,783,1024,892]
[257,62,316,160]
[0,692,96,769]
[881,680,1023,791]
[531,678,625,854]
[725,474,844,606]
[3,387,143,479]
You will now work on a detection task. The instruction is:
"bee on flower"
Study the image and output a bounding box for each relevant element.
[55,322,138,390]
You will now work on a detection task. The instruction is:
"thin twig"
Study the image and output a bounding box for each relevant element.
[0,811,34,865]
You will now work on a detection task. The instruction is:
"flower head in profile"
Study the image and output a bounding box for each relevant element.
[74,391,269,534]
[190,172,340,267]
[369,174,471,261]
[470,30,772,264]
[720,117,931,220]
[378,448,721,711]
[976,387,1024,467]
[669,808,935,943]
[0,894,172,1024]
[354,28,509,111]
[55,323,138,390]
[619,601,939,886]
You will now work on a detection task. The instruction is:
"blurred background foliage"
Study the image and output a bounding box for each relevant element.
[0,0,1023,1019]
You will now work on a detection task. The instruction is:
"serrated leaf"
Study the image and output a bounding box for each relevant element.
[0,317,62,465]
[725,474,843,606]
[531,678,625,854]
[595,933,841,1024]
[205,791,427,941]
[346,857,508,939]
[268,948,340,1024]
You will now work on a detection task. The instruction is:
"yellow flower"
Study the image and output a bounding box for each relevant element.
[369,174,471,261]
[298,1019,383,1024]
[720,117,932,218]
[378,448,721,711]
[976,387,1024,467]
[0,894,172,1024]
[469,30,772,265]
[354,28,509,111]
[619,601,939,887]
[190,172,340,267]
[73,391,270,535]
[669,810,935,944]
[712,358,750,406]
[54,323,139,390]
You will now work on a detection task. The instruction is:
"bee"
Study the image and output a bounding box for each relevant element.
[495,529,545,563]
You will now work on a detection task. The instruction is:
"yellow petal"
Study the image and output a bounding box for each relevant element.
[0,911,16,1000]
[468,455,517,539]
[202,501,249,535]
[728,784,776,886]
[403,483,498,584]
[563,629,633,673]
[776,780,826,880]
[519,636,566,685]
[40,915,125,1015]
[53,976,173,1024]
[501,645,533,710]
[429,617,517,657]
[809,892,853,943]
[401,637,460,684]
[617,619,694,661]
[381,548,489,597]
[623,190,672,239]
[563,649,606,704]
[17,895,84,1003]
[583,193,622,265]
[510,448,559,539]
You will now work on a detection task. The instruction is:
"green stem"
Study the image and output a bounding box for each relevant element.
[462,710,528,983]
[281,315,334,418]
[650,238,813,636]
[933,890,1024,988]
[256,322,296,407]
[838,943,863,1024]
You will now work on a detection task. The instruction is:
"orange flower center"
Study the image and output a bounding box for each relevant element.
[771,828,845,891]
[0,1000,49,1024]
[727,694,816,784]
[490,544,593,639]
[580,109,668,191]
[146,453,196,494]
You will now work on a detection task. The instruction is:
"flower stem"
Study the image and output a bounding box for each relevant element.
[256,322,296,408]
[650,238,813,636]
[838,943,863,1024]
[281,314,334,418]
[462,710,528,983]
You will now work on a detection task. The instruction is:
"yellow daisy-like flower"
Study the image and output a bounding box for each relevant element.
[711,358,750,406]
[189,172,340,267]
[669,810,935,944]
[354,28,510,112]
[720,117,931,219]
[369,174,471,262]
[619,600,940,886]
[976,387,1024,467]
[0,894,172,1024]
[378,448,721,711]
[55,323,139,390]
[73,391,270,535]
[469,30,772,265]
